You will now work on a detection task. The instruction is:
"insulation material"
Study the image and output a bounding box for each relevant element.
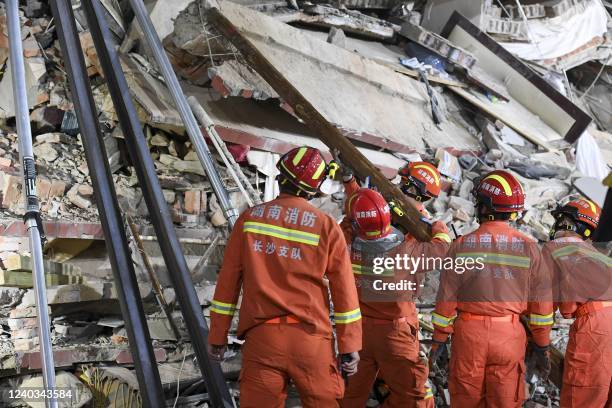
[246,150,279,201]
[576,131,608,181]
[500,1,609,62]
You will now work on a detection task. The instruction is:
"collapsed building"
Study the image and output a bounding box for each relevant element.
[0,0,610,406]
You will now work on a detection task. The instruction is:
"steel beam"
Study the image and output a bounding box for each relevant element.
[49,1,165,406]
[80,2,235,406]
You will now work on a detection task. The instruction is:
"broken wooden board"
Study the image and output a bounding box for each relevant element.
[207,0,479,154]
[209,1,433,240]
[449,86,557,151]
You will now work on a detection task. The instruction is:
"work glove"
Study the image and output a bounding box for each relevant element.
[331,149,354,182]
[532,343,551,380]
[207,343,227,362]
[428,340,446,371]
[340,351,360,377]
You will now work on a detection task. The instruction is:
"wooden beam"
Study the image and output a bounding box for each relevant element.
[208,5,432,241]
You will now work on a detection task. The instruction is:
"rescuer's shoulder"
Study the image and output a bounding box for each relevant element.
[512,228,538,244]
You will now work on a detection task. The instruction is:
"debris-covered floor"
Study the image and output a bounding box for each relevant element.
[0,0,610,406]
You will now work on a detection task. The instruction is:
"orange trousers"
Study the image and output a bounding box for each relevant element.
[239,323,344,408]
[561,307,612,408]
[340,317,433,407]
[448,316,526,408]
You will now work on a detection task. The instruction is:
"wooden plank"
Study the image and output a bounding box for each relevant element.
[209,3,432,240]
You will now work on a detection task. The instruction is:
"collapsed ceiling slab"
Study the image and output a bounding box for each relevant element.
[442,12,591,144]
[204,0,480,153]
[184,85,406,177]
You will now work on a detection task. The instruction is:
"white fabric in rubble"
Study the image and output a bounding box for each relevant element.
[499,1,608,61]
[575,131,608,181]
[247,150,280,201]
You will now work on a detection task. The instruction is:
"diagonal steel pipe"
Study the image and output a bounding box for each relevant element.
[49,1,165,406]
[81,1,235,406]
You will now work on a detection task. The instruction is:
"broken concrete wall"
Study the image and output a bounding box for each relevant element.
[204,0,480,152]
[443,11,591,144]
[420,0,489,34]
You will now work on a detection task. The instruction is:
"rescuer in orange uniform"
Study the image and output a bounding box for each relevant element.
[543,198,612,408]
[429,170,554,408]
[338,161,451,407]
[207,146,362,408]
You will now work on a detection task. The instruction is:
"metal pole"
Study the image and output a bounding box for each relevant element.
[6,2,57,407]
[80,2,235,407]
[127,0,239,229]
[49,1,165,406]
[127,216,182,343]
[188,96,262,207]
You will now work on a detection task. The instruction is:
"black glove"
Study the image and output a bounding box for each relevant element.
[331,149,354,182]
[428,340,446,370]
[532,343,551,380]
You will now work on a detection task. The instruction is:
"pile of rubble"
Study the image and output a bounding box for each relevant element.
[0,0,609,406]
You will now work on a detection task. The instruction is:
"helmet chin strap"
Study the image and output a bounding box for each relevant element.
[550,218,590,240]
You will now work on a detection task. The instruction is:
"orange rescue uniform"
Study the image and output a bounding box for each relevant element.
[433,220,553,408]
[209,193,362,408]
[543,236,612,408]
[340,179,450,407]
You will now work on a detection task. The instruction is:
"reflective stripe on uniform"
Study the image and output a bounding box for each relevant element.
[432,312,456,328]
[529,312,554,326]
[334,308,362,324]
[457,252,530,268]
[433,232,451,243]
[351,264,393,276]
[243,221,320,246]
[552,245,612,266]
[210,300,237,316]
[425,387,433,399]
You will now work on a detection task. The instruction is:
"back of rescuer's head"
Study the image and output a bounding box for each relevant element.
[276,146,328,197]
[347,188,392,240]
[550,197,601,240]
[398,161,442,202]
[473,170,525,222]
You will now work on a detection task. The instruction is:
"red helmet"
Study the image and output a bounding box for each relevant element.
[552,198,600,230]
[277,146,327,195]
[348,188,392,240]
[398,161,441,200]
[475,170,524,212]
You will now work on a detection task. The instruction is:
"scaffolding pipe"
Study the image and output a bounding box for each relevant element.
[81,2,235,406]
[49,1,165,406]
[128,0,239,228]
[6,2,57,406]
[188,96,261,207]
